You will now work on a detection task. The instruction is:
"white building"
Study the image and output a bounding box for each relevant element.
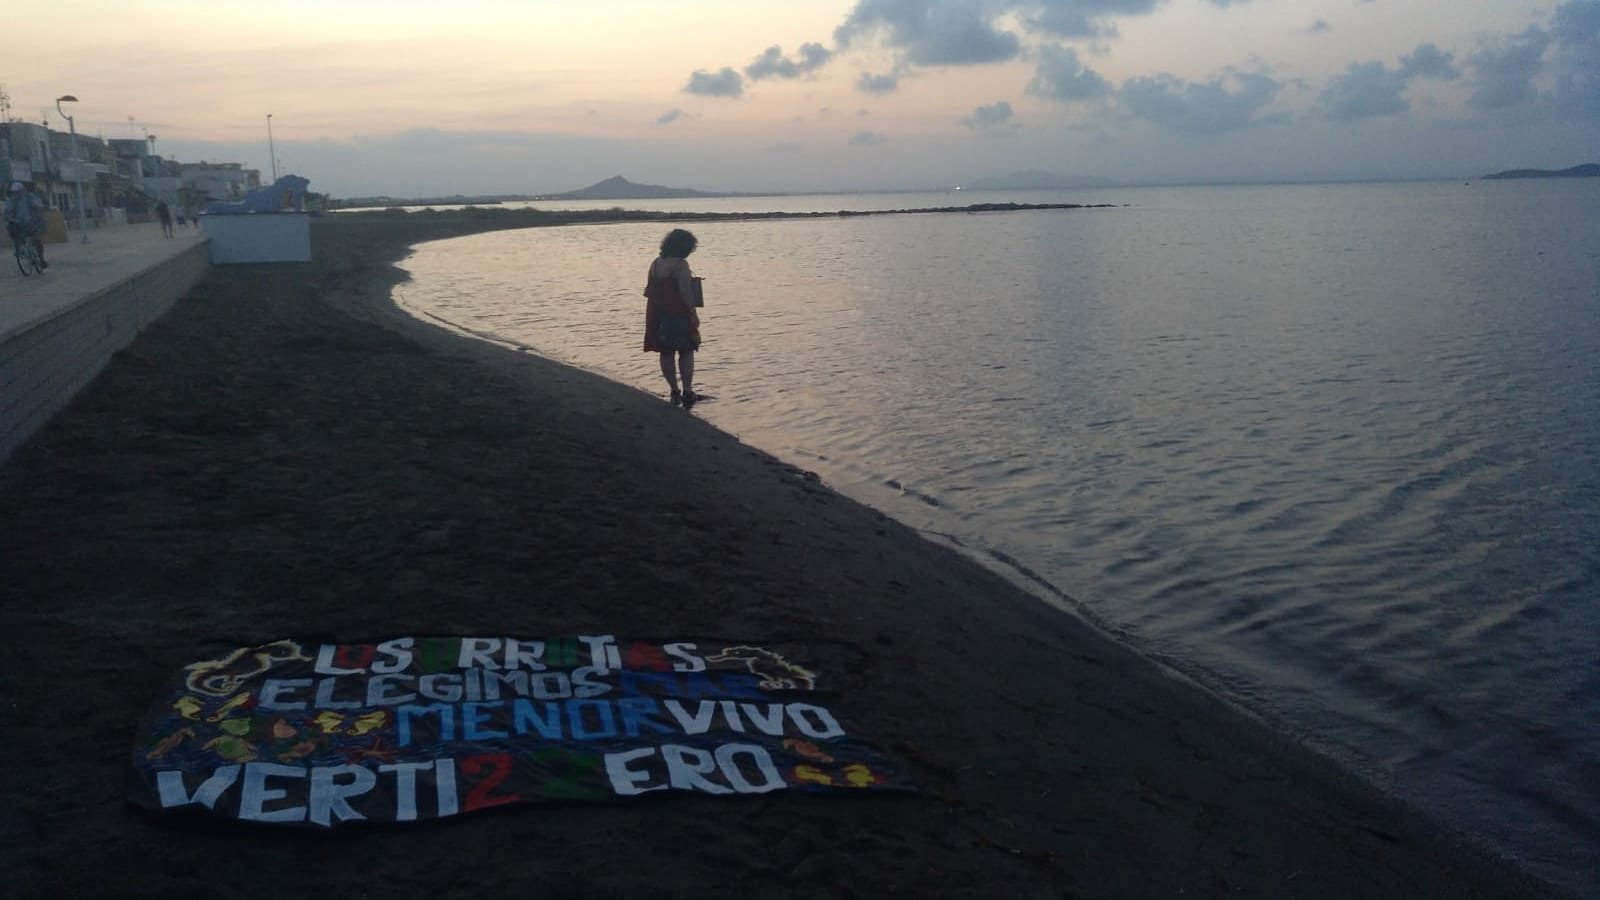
[1,121,106,221]
[180,162,260,204]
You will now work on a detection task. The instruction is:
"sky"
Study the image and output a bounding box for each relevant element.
[5,0,1597,197]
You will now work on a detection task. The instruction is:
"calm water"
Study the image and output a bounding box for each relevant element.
[396,181,1600,892]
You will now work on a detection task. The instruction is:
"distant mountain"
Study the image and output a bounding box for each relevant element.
[540,175,742,200]
[961,170,1113,190]
[1481,163,1600,180]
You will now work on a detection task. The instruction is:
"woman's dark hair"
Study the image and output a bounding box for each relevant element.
[659,228,698,258]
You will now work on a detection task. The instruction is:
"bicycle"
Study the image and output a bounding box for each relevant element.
[12,229,44,276]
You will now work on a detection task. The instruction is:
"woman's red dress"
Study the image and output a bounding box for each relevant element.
[643,272,700,352]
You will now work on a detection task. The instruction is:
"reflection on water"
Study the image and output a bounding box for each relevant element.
[398,180,1600,891]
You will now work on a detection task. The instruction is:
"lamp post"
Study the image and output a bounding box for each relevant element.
[55,95,89,244]
[266,113,278,184]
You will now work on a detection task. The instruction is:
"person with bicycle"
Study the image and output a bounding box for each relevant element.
[5,182,48,270]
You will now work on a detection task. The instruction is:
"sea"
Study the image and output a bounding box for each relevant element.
[392,180,1600,893]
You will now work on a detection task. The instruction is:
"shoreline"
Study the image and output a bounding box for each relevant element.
[0,211,1563,897]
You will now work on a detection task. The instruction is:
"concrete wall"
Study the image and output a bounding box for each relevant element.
[202,214,311,264]
[0,242,210,462]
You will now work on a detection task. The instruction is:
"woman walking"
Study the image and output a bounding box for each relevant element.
[642,228,702,405]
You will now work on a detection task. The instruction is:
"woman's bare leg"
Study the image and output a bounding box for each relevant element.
[659,352,679,396]
[679,351,695,396]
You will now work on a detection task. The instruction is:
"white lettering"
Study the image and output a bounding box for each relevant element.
[663,642,706,673]
[155,765,240,809]
[529,671,571,699]
[603,744,786,797]
[739,703,786,736]
[718,700,747,733]
[366,673,417,706]
[238,763,306,823]
[309,765,377,827]
[379,761,432,821]
[482,669,528,701]
[314,645,363,676]
[662,699,717,734]
[418,673,463,703]
[571,667,612,699]
[786,703,845,739]
[435,756,459,817]
[257,678,311,711]
[313,676,362,710]
[605,746,666,796]
[664,745,731,794]
[716,744,785,793]
[506,639,547,672]
[371,637,414,674]
[579,635,618,672]
[458,638,500,670]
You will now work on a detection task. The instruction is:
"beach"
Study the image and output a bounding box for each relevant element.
[0,213,1560,898]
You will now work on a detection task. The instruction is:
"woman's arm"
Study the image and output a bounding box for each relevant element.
[674,259,700,325]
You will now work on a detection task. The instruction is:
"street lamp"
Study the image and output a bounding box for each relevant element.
[266,113,278,184]
[55,95,89,244]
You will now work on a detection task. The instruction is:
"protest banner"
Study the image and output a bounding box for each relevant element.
[131,636,913,826]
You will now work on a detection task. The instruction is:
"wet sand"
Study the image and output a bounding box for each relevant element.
[0,212,1560,898]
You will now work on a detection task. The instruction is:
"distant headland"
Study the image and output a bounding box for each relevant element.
[1481,163,1600,180]
[535,175,760,201]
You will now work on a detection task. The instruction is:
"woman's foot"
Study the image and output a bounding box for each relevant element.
[670,388,682,405]
[681,390,698,406]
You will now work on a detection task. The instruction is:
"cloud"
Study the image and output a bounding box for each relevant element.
[857,71,900,94]
[1554,0,1600,41]
[834,0,1022,65]
[656,108,685,125]
[1399,43,1459,79]
[1320,44,1458,122]
[1119,70,1286,134]
[720,0,1262,104]
[828,0,1258,50]
[849,130,887,145]
[1308,20,1331,35]
[963,100,1015,131]
[1466,26,1552,110]
[745,43,834,81]
[684,67,744,98]
[1023,0,1162,38]
[1027,44,1112,103]
[1552,0,1600,118]
[1320,62,1409,121]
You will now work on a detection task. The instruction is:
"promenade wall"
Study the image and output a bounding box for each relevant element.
[0,242,210,461]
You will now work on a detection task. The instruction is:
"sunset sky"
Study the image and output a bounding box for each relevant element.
[6,0,1596,197]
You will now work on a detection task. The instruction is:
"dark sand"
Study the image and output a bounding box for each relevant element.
[0,213,1560,898]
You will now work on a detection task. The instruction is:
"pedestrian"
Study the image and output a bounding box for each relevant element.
[155,200,174,238]
[4,182,49,269]
[642,228,702,405]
